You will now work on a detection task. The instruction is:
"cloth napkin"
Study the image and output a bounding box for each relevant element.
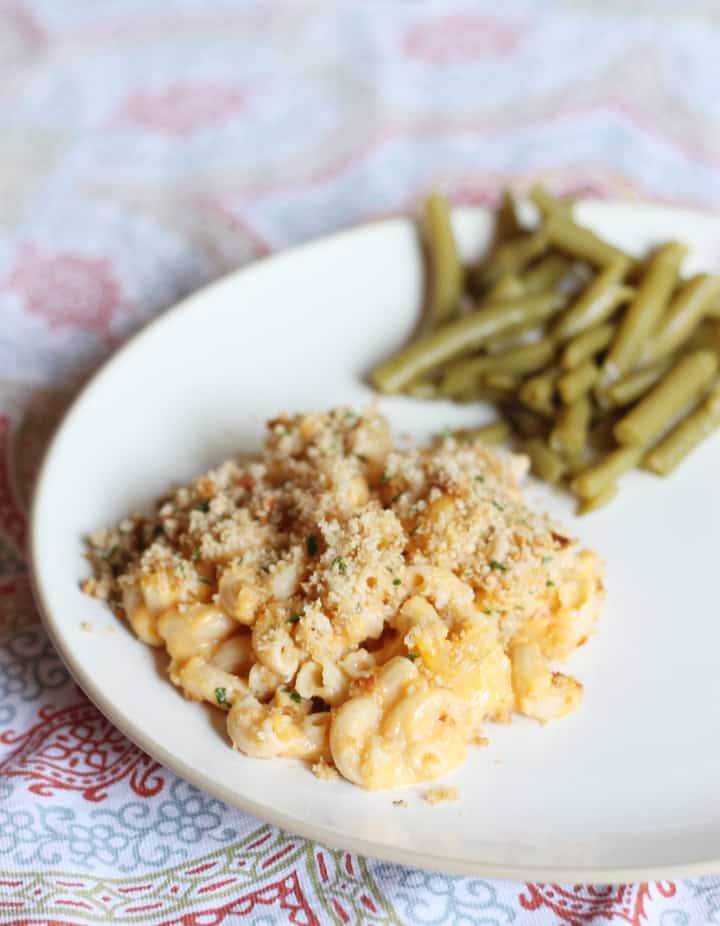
[1,1,719,922]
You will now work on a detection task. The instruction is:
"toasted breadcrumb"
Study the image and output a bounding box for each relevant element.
[312,758,340,781]
[81,405,605,791]
[423,786,460,805]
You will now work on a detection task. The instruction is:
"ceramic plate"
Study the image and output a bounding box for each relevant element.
[31,201,720,881]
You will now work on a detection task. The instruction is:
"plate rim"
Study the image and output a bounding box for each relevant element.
[28,201,720,882]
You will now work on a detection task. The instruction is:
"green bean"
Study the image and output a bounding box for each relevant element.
[553,260,632,340]
[706,322,720,356]
[577,483,618,515]
[519,367,560,414]
[455,421,511,445]
[437,359,484,396]
[528,183,575,219]
[614,349,718,447]
[404,381,440,399]
[519,254,571,294]
[439,339,555,396]
[521,438,568,484]
[603,359,673,407]
[626,252,651,284]
[571,446,644,499]
[550,395,591,454]
[471,230,548,291]
[686,319,720,353]
[495,189,523,243]
[558,361,600,404]
[452,384,517,405]
[643,382,720,475]
[588,413,620,452]
[483,339,556,375]
[484,372,520,392]
[485,319,543,355]
[640,273,720,364]
[593,387,613,412]
[487,272,525,302]
[545,212,633,267]
[559,261,596,297]
[565,448,593,478]
[421,193,464,331]
[561,323,614,370]
[371,291,566,394]
[503,405,548,439]
[601,241,687,385]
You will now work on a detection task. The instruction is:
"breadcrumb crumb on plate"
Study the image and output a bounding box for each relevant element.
[424,787,460,806]
[312,759,340,781]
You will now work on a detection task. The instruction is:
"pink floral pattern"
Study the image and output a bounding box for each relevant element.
[114,84,248,136]
[6,245,125,339]
[402,14,528,64]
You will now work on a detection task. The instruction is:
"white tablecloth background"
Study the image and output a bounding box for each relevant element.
[1,2,719,923]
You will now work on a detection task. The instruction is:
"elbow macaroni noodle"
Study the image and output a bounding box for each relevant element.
[83,407,605,790]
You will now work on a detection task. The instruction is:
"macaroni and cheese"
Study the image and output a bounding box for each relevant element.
[83,407,605,790]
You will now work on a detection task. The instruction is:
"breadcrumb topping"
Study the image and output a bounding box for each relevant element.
[83,406,605,790]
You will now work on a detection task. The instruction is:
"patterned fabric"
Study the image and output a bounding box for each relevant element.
[1,1,719,922]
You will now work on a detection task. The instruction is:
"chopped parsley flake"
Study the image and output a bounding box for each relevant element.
[492,500,505,512]
[546,580,555,587]
[191,547,200,562]
[474,475,485,483]
[356,453,368,463]
[393,578,401,586]
[489,560,507,572]
[391,493,403,504]
[307,535,318,556]
[287,613,301,624]
[196,499,210,513]
[406,652,419,661]
[282,687,302,703]
[331,556,347,574]
[542,555,553,564]
[214,687,231,708]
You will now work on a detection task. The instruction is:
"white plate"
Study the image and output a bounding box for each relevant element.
[31,202,720,882]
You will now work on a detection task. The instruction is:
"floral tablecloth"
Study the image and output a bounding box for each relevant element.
[1,1,719,923]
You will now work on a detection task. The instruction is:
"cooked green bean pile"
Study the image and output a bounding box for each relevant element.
[370,187,720,513]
